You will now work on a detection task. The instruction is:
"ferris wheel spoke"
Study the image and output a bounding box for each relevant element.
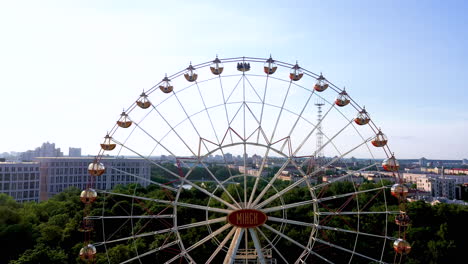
[256,227,289,264]
[205,227,237,264]
[165,223,232,264]
[313,236,385,263]
[315,224,391,240]
[292,103,335,156]
[280,88,315,153]
[102,218,131,243]
[118,239,180,264]
[243,142,248,204]
[218,76,234,144]
[317,210,400,216]
[242,70,248,205]
[172,92,211,153]
[310,163,380,191]
[86,215,173,220]
[199,161,241,208]
[112,126,179,166]
[225,75,243,103]
[108,143,238,210]
[247,145,272,207]
[317,185,388,203]
[250,158,292,208]
[176,216,227,230]
[109,167,177,192]
[262,185,388,214]
[97,217,227,246]
[267,216,315,227]
[224,227,245,264]
[262,200,314,213]
[267,216,390,240]
[300,117,353,160]
[151,106,198,156]
[226,102,245,128]
[145,101,230,157]
[248,228,267,264]
[257,72,269,144]
[243,102,262,128]
[255,137,373,209]
[99,190,232,214]
[261,224,333,264]
[195,82,221,144]
[244,75,264,102]
[270,80,292,142]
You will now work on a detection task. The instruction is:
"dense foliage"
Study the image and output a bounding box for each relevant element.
[0,180,467,263]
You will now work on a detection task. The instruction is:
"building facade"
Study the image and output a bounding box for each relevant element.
[0,162,41,202]
[20,142,64,161]
[35,157,151,201]
[68,147,82,157]
[431,178,456,199]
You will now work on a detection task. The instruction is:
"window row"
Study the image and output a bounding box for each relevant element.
[0,173,39,181]
[0,167,39,172]
[1,181,39,190]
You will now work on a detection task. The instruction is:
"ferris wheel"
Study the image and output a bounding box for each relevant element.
[79,56,411,263]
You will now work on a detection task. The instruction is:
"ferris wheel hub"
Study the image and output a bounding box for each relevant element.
[227,209,268,228]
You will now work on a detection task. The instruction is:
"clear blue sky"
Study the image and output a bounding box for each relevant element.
[0,0,467,159]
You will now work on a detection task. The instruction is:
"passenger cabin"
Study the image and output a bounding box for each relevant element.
[100,134,116,151]
[79,244,97,260]
[393,239,411,254]
[395,213,410,226]
[289,63,303,81]
[117,111,132,128]
[263,57,277,75]
[383,156,399,171]
[314,74,329,92]
[335,90,350,107]
[237,62,250,72]
[184,64,198,82]
[390,183,408,198]
[159,76,173,93]
[78,219,94,232]
[136,92,151,109]
[88,162,106,176]
[210,57,224,75]
[371,130,388,147]
[354,108,370,125]
[80,189,97,204]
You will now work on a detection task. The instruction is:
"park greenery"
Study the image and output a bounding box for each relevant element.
[0,165,467,263]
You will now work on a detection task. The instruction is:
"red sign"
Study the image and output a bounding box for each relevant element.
[227,209,267,228]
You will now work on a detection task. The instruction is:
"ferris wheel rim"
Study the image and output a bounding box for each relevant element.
[82,55,408,264]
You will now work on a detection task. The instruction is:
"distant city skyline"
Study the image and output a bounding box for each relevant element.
[0,1,467,159]
[1,141,467,163]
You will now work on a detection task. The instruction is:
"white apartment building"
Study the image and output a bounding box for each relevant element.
[35,157,151,201]
[417,176,457,199]
[431,178,456,199]
[0,162,40,202]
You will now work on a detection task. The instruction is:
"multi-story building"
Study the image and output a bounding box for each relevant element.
[35,157,151,201]
[431,178,456,199]
[417,176,457,199]
[419,157,428,167]
[0,162,40,202]
[68,147,82,157]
